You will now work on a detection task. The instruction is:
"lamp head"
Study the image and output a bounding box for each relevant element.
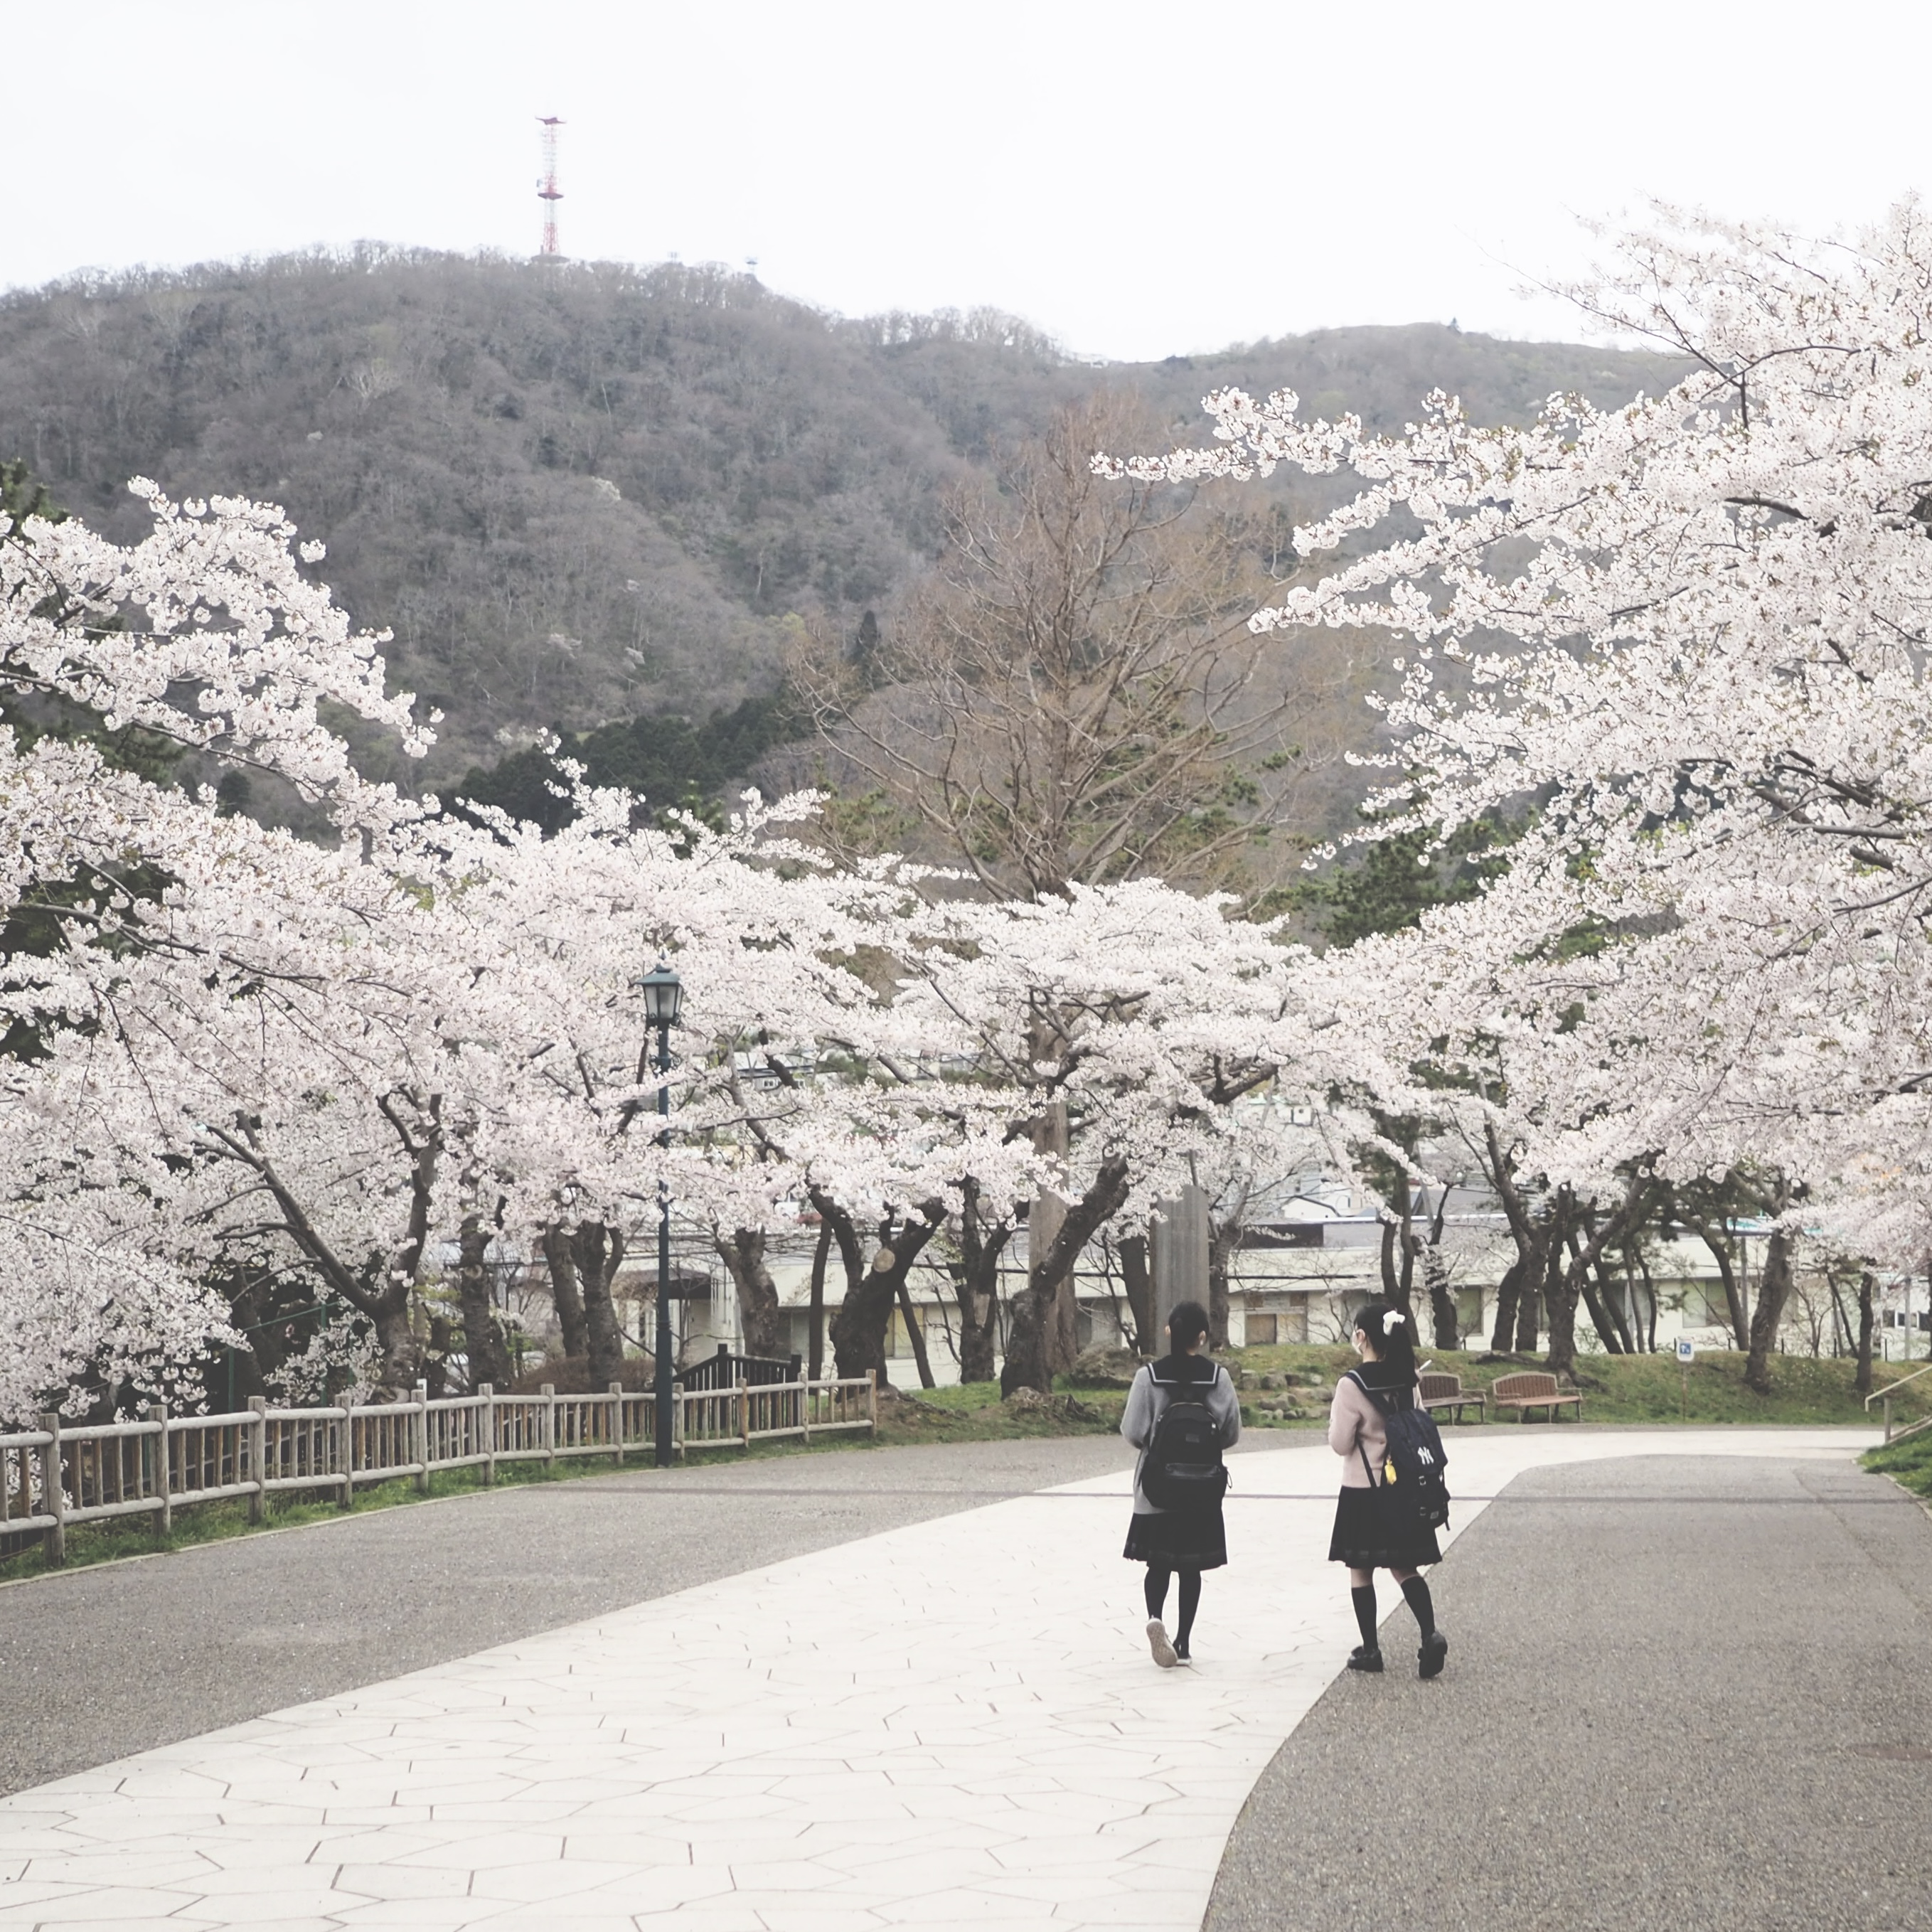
[635,958,683,1027]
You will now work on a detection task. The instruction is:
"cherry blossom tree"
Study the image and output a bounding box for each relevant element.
[1110,199,1932,1378]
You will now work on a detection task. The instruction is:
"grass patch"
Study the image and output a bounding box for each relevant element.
[1201,1343,1927,1429]
[876,1379,1126,1442]
[1863,1429,1932,1499]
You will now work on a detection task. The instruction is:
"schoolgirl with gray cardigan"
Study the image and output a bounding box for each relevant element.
[1119,1299,1239,1667]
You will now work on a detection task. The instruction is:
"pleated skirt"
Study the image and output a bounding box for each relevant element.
[1328,1485,1441,1569]
[1123,1504,1228,1570]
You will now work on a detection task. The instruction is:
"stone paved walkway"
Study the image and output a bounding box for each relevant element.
[0,1428,1874,1931]
[0,1436,1140,1798]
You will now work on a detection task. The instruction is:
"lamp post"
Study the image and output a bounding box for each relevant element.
[636,959,683,1467]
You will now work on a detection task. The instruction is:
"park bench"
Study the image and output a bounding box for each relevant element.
[1490,1371,1584,1423]
[1418,1371,1486,1424]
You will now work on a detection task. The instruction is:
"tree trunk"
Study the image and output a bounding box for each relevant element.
[1576,1244,1628,1355]
[1377,1188,1419,1342]
[1207,1220,1232,1353]
[1694,1223,1750,1349]
[895,1276,937,1388]
[824,1208,892,1384]
[1003,1156,1129,1395]
[1118,1233,1153,1356]
[1548,1182,1653,1380]
[372,1291,420,1397]
[954,1180,1010,1384]
[1032,1093,1079,1378]
[575,1220,627,1387]
[1637,1247,1659,1352]
[715,1227,784,1359]
[1419,1187,1456,1349]
[1544,1273,1582,1379]
[807,1217,831,1379]
[456,1212,512,1392]
[1827,1274,1853,1358]
[1425,1245,1458,1350]
[542,1222,589,1361]
[828,1201,946,1385]
[1745,1227,1796,1395]
[810,1188,868,1375]
[1490,1255,1526,1351]
[1476,1119,1539,1358]
[1515,1257,1544,1352]
[1857,1269,1877,1395]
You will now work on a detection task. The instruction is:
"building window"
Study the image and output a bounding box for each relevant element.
[1244,1313,1279,1347]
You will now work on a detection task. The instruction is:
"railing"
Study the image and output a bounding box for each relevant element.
[0,1371,877,1565]
[675,1344,802,1391]
[1867,1362,1932,1443]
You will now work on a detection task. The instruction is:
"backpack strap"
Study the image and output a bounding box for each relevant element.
[1344,1369,1382,1489]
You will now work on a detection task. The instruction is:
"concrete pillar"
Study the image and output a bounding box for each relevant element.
[1150,1183,1210,1345]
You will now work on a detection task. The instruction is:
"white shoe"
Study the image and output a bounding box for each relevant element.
[1146,1618,1179,1668]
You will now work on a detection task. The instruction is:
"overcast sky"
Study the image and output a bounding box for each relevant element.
[9,1,1926,361]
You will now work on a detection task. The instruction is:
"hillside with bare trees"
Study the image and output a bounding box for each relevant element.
[0,247,1685,791]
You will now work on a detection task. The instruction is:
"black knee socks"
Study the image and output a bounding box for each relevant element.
[1175,1571,1201,1654]
[1350,1582,1378,1648]
[1145,1564,1170,1620]
[1401,1574,1436,1636]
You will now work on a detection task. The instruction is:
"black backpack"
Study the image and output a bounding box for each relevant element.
[1347,1370,1451,1532]
[1141,1367,1229,1511]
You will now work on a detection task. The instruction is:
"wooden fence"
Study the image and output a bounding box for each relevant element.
[0,1372,877,1564]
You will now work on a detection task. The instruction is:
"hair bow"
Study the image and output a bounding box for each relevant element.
[1382,1309,1404,1335]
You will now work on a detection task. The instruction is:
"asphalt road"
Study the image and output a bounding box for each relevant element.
[1205,1453,1932,1932]
[0,1433,1138,1798]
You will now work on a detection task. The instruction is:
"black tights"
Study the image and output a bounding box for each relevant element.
[1145,1564,1202,1653]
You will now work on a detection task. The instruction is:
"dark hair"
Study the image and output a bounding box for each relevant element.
[1166,1300,1210,1352]
[1351,1298,1417,1382]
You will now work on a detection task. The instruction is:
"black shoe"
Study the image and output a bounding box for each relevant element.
[1347,1643,1384,1673]
[1419,1630,1448,1680]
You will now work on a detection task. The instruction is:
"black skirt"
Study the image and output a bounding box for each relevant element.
[1328,1485,1441,1569]
[1124,1505,1227,1569]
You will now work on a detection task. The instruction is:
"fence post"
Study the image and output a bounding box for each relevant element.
[479,1385,496,1485]
[801,1373,812,1446]
[738,1379,750,1448]
[147,1401,171,1540]
[868,1369,878,1439]
[609,1382,625,1465]
[540,1382,556,1468]
[37,1411,65,1567]
[247,1397,267,1525]
[335,1399,354,1509]
[412,1381,432,1493]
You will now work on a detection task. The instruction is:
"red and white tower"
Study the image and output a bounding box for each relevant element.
[536,117,563,257]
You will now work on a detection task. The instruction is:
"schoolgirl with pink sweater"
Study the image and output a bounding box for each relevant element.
[1328,1298,1448,1679]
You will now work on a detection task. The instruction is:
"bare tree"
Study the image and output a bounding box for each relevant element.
[793,393,1363,903]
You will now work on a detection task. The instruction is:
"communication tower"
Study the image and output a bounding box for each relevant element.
[536,117,564,257]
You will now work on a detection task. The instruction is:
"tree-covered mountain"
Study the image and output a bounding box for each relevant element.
[0,247,1686,784]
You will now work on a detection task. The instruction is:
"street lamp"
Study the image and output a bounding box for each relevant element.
[636,959,683,1466]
